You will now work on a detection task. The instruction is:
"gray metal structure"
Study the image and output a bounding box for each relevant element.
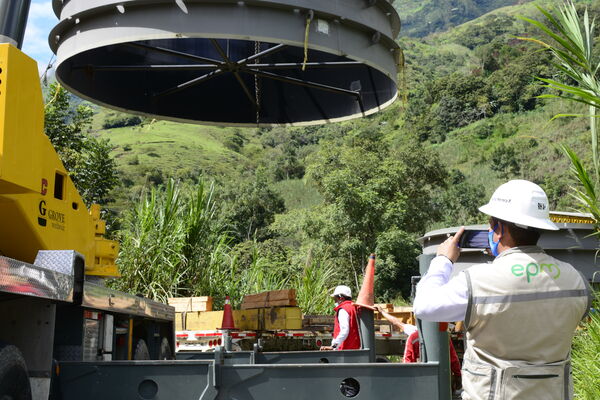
[56,353,443,400]
[420,217,600,282]
[49,0,402,126]
[0,0,30,48]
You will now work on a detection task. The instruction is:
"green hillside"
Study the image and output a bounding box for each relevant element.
[395,0,530,37]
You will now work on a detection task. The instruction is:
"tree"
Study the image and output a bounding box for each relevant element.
[44,83,119,205]
[490,144,521,178]
[219,168,286,242]
[433,170,486,227]
[299,127,447,299]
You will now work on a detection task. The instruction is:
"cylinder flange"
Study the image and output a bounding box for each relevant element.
[50,0,402,126]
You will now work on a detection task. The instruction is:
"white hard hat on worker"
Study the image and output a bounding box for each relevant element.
[478,179,558,231]
[330,285,352,298]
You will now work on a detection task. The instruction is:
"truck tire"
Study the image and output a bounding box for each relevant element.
[158,338,172,360]
[0,344,32,400]
[133,339,150,360]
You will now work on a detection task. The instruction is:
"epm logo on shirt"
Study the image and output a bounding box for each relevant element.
[511,262,560,283]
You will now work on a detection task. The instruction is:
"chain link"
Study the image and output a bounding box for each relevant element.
[254,41,261,126]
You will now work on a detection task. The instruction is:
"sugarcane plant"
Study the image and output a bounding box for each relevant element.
[519,0,600,231]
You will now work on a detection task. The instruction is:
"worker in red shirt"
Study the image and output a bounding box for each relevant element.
[376,307,462,391]
[320,285,361,350]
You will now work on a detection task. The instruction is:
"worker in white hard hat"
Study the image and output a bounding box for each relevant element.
[413,179,592,400]
[320,285,361,351]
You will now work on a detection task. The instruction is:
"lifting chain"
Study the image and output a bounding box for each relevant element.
[254,40,261,126]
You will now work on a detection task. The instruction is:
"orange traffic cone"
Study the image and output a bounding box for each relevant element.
[220,295,236,330]
[355,254,376,308]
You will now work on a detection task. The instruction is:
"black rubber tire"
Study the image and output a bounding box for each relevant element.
[133,339,150,360]
[158,338,172,360]
[0,344,32,400]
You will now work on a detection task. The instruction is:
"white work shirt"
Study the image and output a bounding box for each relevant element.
[331,308,350,348]
[413,256,468,322]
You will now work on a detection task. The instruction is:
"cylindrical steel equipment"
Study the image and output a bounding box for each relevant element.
[417,253,452,400]
[0,0,31,48]
[49,0,402,127]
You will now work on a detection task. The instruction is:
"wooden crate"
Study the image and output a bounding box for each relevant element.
[184,309,260,331]
[168,296,213,312]
[241,289,297,309]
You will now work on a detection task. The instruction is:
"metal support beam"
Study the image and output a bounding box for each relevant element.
[155,69,224,98]
[127,42,222,65]
[235,43,287,65]
[76,61,362,72]
[210,39,258,108]
[76,64,219,71]
[222,331,233,352]
[359,307,376,363]
[417,253,452,400]
[244,61,363,69]
[247,69,360,98]
[0,0,31,48]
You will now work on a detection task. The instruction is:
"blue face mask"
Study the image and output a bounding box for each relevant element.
[488,223,501,257]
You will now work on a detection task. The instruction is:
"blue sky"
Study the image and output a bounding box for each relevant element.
[22,0,56,74]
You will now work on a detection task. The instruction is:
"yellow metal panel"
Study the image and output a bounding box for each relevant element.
[234,309,259,330]
[186,311,224,331]
[175,313,185,331]
[184,309,260,331]
[263,307,302,330]
[0,44,119,276]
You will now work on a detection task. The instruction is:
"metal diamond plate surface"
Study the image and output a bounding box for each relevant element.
[0,255,74,301]
[34,250,79,275]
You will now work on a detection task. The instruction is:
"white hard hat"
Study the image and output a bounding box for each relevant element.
[479,180,558,231]
[331,285,352,298]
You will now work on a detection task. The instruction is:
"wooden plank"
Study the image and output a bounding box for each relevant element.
[241,299,297,310]
[241,289,297,309]
[242,289,296,304]
[303,315,335,326]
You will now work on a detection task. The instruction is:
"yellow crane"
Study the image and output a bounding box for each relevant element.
[0,44,119,277]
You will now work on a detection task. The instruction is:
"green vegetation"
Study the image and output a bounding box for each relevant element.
[521,0,600,235]
[572,294,600,399]
[44,83,119,206]
[521,3,600,397]
[394,0,528,38]
[110,179,337,314]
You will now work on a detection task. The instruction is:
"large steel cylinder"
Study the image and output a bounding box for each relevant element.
[49,0,402,127]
